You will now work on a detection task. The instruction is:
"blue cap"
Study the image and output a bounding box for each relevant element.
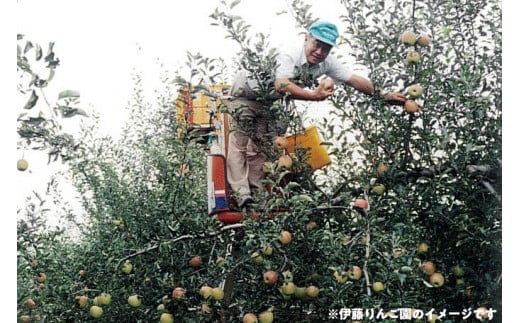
[308,21,339,47]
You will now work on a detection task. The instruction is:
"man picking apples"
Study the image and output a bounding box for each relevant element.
[226,21,406,209]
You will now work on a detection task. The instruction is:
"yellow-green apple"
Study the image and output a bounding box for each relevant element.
[276,155,293,171]
[372,281,385,292]
[216,256,225,267]
[274,136,288,149]
[98,292,111,305]
[121,260,133,274]
[281,270,293,282]
[77,295,89,308]
[262,245,273,256]
[262,162,275,174]
[281,282,296,295]
[305,285,320,298]
[189,255,202,267]
[421,261,436,276]
[406,50,421,64]
[417,242,429,254]
[401,30,417,45]
[294,286,307,299]
[404,99,420,113]
[429,272,445,287]
[263,270,279,285]
[259,309,274,323]
[243,313,258,323]
[452,264,465,277]
[211,287,224,300]
[90,305,103,318]
[428,313,439,323]
[156,304,166,312]
[160,313,174,323]
[334,270,349,284]
[407,84,424,98]
[417,34,431,47]
[347,265,362,280]
[199,285,213,299]
[371,184,385,195]
[279,230,292,244]
[20,315,31,323]
[128,294,142,308]
[17,159,29,171]
[251,252,264,265]
[172,287,186,299]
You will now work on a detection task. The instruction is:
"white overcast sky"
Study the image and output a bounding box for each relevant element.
[15,0,348,137]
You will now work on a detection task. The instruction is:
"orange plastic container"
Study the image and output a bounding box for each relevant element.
[285,125,331,171]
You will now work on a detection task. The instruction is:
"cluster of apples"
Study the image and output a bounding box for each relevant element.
[261,136,293,175]
[400,30,431,113]
[416,242,445,287]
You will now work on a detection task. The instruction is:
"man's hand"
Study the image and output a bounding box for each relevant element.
[312,83,334,101]
[382,92,407,105]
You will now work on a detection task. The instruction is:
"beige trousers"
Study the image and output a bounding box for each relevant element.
[226,98,286,202]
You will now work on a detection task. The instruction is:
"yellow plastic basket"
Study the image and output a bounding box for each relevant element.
[285,125,331,171]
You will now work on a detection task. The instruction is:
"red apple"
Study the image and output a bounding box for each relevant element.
[36,272,47,283]
[421,261,436,276]
[429,272,445,287]
[243,313,259,323]
[189,255,202,267]
[347,265,362,280]
[24,298,36,309]
[417,33,431,47]
[274,136,288,149]
[172,287,186,299]
[263,270,279,285]
[353,199,369,209]
[404,99,420,113]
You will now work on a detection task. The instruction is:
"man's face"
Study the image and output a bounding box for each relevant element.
[304,34,333,65]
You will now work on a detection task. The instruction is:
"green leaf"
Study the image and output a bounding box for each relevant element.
[58,90,80,99]
[24,90,38,109]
